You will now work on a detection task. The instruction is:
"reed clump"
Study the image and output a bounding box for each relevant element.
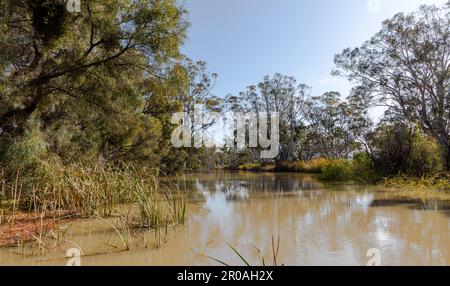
[0,164,188,248]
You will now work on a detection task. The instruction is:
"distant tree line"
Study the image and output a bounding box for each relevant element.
[224,2,450,178]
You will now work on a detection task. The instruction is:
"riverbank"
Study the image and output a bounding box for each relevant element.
[0,165,187,249]
[2,161,450,251]
[235,157,375,182]
[0,211,77,247]
[1,171,449,266]
[234,158,450,193]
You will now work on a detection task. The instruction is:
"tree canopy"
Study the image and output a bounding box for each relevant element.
[0,0,190,174]
[334,2,450,165]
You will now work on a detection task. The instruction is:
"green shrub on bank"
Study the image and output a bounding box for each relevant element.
[320,160,353,181]
[1,125,64,194]
[351,153,379,183]
[234,142,447,186]
[366,124,445,177]
[275,158,330,173]
[406,131,444,176]
[278,154,378,182]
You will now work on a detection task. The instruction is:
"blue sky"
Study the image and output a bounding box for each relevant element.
[181,0,447,120]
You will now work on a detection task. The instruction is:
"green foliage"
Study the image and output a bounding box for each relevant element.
[0,0,189,179]
[276,158,330,173]
[221,148,259,170]
[185,147,221,171]
[351,152,378,183]
[31,0,70,48]
[1,120,64,191]
[406,130,444,176]
[320,160,352,181]
[335,2,450,167]
[365,123,414,176]
[366,124,445,177]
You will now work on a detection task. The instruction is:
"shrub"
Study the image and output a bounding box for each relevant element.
[352,153,378,183]
[365,123,413,176]
[1,125,64,194]
[276,158,330,173]
[366,124,445,176]
[306,158,331,173]
[406,130,444,176]
[320,160,352,181]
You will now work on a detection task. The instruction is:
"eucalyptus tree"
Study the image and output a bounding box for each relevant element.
[334,2,450,166]
[305,91,371,159]
[306,92,343,158]
[229,74,309,162]
[257,74,309,161]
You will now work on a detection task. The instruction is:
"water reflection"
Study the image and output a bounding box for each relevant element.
[185,172,450,266]
[0,172,449,266]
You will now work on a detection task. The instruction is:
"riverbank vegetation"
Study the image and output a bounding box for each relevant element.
[1,1,450,247]
[226,3,450,191]
[0,164,187,247]
[235,126,446,186]
[0,0,204,246]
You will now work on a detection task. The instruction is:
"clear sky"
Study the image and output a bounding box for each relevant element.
[181,0,447,120]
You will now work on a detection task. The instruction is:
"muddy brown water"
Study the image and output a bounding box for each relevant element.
[0,172,449,266]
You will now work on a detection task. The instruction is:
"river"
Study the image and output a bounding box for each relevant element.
[0,172,449,266]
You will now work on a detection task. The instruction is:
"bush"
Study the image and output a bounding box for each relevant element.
[366,124,445,176]
[320,160,352,181]
[352,153,378,183]
[276,158,330,173]
[1,125,64,193]
[406,130,444,176]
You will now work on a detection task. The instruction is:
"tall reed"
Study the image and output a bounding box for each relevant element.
[0,163,188,249]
